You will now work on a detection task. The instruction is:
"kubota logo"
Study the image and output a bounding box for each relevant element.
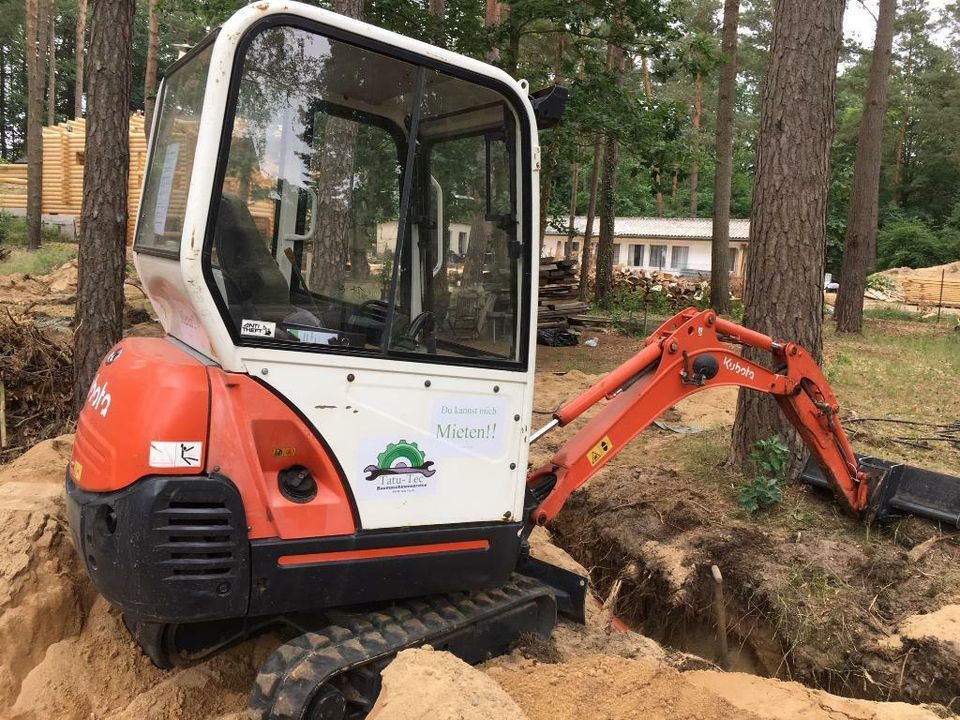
[723,356,756,380]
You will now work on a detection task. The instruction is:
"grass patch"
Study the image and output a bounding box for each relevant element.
[863,306,925,323]
[0,211,71,246]
[0,243,77,276]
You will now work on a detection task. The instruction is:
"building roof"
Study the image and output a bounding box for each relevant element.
[545,216,750,241]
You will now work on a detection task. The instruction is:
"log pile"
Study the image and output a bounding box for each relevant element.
[611,266,709,306]
[537,258,615,332]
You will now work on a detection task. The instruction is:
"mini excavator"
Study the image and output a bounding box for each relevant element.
[66,3,960,718]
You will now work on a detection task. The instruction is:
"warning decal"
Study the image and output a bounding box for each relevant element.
[587,436,614,466]
[149,441,203,468]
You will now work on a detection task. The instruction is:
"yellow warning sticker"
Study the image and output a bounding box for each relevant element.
[587,436,614,466]
[70,460,83,481]
[272,447,297,458]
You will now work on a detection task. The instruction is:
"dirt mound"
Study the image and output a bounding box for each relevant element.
[488,654,759,720]
[883,261,960,279]
[370,648,529,719]
[0,434,268,720]
[0,439,87,711]
[686,670,944,720]
[549,460,960,707]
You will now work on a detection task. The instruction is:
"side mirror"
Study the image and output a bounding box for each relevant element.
[529,85,569,130]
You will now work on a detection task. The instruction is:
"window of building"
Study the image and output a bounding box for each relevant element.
[650,244,667,269]
[631,244,645,267]
[458,231,468,255]
[728,247,738,273]
[670,245,689,269]
[612,243,621,264]
[572,241,580,252]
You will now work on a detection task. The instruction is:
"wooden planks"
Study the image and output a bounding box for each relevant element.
[900,277,960,309]
[0,114,149,243]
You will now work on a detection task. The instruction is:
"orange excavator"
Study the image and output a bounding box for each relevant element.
[65,3,958,718]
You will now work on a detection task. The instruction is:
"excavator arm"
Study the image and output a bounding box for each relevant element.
[526,308,870,525]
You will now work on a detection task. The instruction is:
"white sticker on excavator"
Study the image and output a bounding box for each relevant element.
[431,396,508,455]
[357,438,439,499]
[149,441,203,468]
[240,319,276,338]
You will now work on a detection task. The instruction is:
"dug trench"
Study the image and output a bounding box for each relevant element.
[532,368,960,710]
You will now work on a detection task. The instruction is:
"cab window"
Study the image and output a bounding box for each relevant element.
[206,23,527,366]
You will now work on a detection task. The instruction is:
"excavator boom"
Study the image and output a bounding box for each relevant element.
[527,308,960,526]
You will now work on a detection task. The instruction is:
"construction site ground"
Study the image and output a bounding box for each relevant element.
[1,262,960,719]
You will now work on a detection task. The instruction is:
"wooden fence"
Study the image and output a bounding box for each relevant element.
[0,115,148,243]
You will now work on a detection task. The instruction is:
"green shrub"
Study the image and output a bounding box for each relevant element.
[738,437,790,514]
[0,211,70,246]
[877,218,957,270]
[865,273,897,294]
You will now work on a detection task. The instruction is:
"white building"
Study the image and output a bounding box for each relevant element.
[376,221,474,256]
[543,216,750,277]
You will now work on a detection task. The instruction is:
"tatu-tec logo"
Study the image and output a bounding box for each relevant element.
[364,440,436,481]
[723,356,756,380]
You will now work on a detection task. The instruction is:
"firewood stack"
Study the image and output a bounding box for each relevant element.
[537,258,596,330]
[611,267,708,306]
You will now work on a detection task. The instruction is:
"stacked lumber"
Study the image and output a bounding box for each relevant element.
[900,277,960,309]
[538,258,591,329]
[0,114,149,244]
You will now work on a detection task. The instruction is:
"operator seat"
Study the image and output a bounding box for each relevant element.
[213,193,301,326]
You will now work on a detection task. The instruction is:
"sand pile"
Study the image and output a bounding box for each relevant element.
[370,648,529,720]
[0,435,954,720]
[883,260,960,280]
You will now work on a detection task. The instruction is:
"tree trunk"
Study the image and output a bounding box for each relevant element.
[144,0,159,137]
[671,168,678,212]
[306,0,363,297]
[0,44,7,158]
[641,56,653,100]
[595,131,620,303]
[689,73,702,217]
[565,162,579,259]
[710,0,740,314]
[834,0,897,333]
[72,0,135,415]
[730,0,845,472]
[893,49,912,206]
[74,0,86,117]
[578,139,602,302]
[655,173,664,217]
[25,0,47,250]
[46,2,55,126]
[462,209,489,286]
[595,34,625,303]
[485,0,500,62]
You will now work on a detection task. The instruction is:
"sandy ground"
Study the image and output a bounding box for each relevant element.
[0,434,954,719]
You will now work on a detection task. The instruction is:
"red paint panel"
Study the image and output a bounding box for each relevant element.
[71,338,210,492]
[277,539,490,567]
[206,370,357,540]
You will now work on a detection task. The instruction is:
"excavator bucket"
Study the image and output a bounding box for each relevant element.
[801,455,960,526]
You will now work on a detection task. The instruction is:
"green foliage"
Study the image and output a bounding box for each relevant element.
[0,243,77,276]
[862,306,925,322]
[876,218,959,269]
[0,212,69,246]
[865,273,897,294]
[738,437,790,515]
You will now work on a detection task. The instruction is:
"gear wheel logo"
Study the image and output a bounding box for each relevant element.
[364,440,436,482]
[376,440,426,469]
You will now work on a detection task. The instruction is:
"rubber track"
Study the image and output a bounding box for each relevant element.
[248,574,553,720]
